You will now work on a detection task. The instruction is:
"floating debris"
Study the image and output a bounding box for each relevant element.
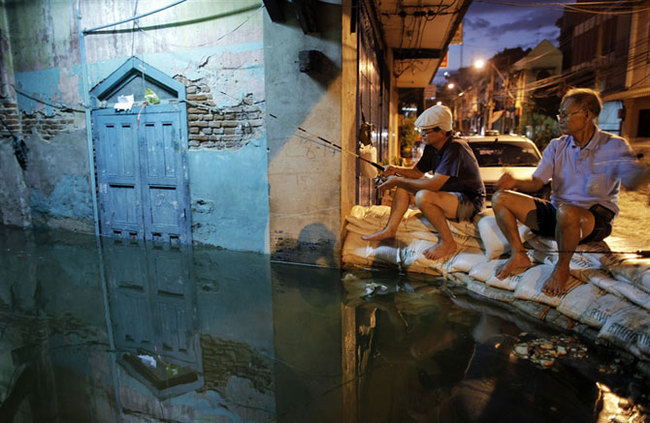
[511,335,588,368]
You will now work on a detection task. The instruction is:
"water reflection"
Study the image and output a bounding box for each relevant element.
[0,227,647,422]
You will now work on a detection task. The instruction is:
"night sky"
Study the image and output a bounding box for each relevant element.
[435,0,570,80]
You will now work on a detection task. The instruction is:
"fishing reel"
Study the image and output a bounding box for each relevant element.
[373,175,388,186]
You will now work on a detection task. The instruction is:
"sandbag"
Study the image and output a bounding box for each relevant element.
[460,274,515,304]
[513,299,551,320]
[440,249,487,274]
[485,263,541,291]
[477,215,533,259]
[609,281,650,311]
[578,293,634,329]
[636,322,650,357]
[557,283,604,321]
[342,232,400,268]
[598,305,650,359]
[601,255,650,293]
[513,264,583,307]
[469,259,506,282]
[579,268,618,292]
[346,205,480,239]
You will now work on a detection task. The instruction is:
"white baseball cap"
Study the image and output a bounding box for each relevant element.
[414,105,453,132]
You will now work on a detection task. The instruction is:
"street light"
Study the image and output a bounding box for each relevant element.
[445,81,467,133]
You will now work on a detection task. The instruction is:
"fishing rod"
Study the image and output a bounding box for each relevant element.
[216,90,385,172]
[547,250,650,258]
[267,111,385,172]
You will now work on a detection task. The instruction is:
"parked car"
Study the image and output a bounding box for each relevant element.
[463,134,550,204]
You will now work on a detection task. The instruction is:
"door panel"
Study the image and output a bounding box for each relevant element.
[139,111,188,243]
[95,114,143,239]
[92,104,191,244]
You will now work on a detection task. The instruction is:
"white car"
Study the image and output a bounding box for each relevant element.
[463,134,550,204]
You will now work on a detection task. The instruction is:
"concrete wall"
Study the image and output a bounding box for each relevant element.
[264,2,343,266]
[0,0,270,252]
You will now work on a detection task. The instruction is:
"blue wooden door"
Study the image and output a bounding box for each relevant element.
[93,103,191,244]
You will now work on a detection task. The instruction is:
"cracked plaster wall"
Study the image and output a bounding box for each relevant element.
[1,1,270,251]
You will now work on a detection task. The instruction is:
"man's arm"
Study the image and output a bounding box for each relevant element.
[377,172,450,192]
[497,172,545,193]
[383,164,425,179]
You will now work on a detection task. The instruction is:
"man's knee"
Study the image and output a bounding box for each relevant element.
[556,204,581,226]
[414,189,437,208]
[492,190,515,211]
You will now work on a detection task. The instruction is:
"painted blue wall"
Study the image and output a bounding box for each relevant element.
[189,137,269,253]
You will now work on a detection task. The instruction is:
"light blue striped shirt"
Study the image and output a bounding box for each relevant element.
[532,128,645,217]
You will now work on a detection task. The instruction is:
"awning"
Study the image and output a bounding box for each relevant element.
[603,86,650,102]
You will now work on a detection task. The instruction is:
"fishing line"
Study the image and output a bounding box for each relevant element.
[216,90,385,172]
[546,249,650,258]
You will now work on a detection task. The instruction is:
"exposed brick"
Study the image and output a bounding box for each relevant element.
[208,121,221,128]
[221,121,239,128]
[221,135,240,142]
[201,128,212,135]
[249,119,264,127]
[209,135,221,141]
[188,140,200,147]
[189,121,208,128]
[189,127,199,134]
[186,86,198,94]
[224,113,235,120]
[213,114,224,121]
[187,108,208,114]
[192,135,208,141]
[224,127,238,135]
[187,94,208,101]
[188,114,202,121]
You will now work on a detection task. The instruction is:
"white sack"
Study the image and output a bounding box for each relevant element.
[557,283,604,320]
[578,293,634,329]
[598,305,650,359]
[477,215,533,259]
[469,259,507,282]
[513,264,583,307]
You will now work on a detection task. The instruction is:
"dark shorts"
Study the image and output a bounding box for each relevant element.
[450,192,485,222]
[532,199,614,243]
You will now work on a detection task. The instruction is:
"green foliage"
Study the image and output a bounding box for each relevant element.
[399,116,420,157]
[521,112,561,151]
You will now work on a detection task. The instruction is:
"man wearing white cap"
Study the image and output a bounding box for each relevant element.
[362,104,485,260]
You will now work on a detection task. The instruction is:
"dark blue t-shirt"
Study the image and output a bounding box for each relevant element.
[415,137,485,202]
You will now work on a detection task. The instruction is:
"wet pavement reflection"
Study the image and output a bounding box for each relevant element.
[0,227,648,422]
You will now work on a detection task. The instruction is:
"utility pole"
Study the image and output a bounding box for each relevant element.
[486,66,494,132]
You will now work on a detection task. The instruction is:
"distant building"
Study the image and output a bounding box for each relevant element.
[512,40,563,137]
[558,0,647,138]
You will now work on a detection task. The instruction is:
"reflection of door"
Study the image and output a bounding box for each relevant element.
[93,105,190,244]
[90,57,191,245]
[102,240,203,399]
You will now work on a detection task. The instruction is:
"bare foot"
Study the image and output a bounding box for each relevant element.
[541,266,571,296]
[495,252,532,280]
[362,227,396,241]
[423,241,457,261]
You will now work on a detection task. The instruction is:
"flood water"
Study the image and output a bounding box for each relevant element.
[0,227,648,422]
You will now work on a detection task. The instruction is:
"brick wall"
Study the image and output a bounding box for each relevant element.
[20,110,76,140]
[176,76,264,150]
[0,98,21,135]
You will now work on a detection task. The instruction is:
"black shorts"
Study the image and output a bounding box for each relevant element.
[531,199,614,244]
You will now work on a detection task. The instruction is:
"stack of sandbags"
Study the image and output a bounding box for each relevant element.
[343,205,483,274]
[342,205,650,363]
